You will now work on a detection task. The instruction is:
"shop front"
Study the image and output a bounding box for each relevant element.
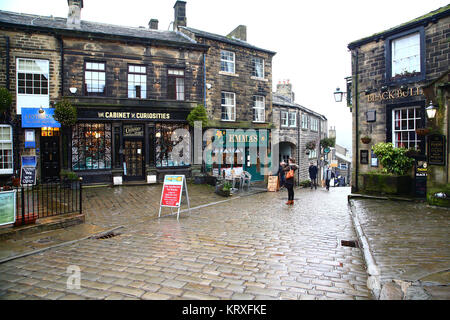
[73,107,192,184]
[204,129,270,182]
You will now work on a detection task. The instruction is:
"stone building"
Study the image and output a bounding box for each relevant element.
[177,1,276,181]
[0,0,208,185]
[272,81,328,184]
[347,5,449,198]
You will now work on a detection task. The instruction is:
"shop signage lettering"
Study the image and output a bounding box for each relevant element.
[123,125,144,137]
[367,87,423,103]
[427,134,446,165]
[97,112,170,120]
[228,134,258,143]
[21,108,61,128]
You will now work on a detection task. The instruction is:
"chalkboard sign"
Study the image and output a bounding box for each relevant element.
[21,166,36,186]
[414,160,427,198]
[267,176,278,192]
[427,134,446,165]
[360,150,369,165]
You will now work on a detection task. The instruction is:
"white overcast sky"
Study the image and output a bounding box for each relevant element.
[1,0,449,150]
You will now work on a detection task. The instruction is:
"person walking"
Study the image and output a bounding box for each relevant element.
[308,161,318,190]
[283,158,298,205]
[278,161,286,190]
[323,165,334,191]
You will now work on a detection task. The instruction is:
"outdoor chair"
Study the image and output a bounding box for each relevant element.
[240,171,252,190]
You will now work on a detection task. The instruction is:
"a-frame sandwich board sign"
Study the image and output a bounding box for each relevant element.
[158,175,191,220]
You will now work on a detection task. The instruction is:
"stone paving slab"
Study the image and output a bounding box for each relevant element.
[349,198,450,300]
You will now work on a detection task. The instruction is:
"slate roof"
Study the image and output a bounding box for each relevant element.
[348,4,450,49]
[273,93,327,120]
[0,10,207,49]
[180,26,276,55]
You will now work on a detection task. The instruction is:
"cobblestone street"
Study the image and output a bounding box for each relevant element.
[0,186,372,300]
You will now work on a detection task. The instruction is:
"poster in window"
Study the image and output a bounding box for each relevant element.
[371,150,378,167]
[360,150,369,164]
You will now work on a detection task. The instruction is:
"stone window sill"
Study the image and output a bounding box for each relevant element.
[251,76,268,82]
[219,71,239,77]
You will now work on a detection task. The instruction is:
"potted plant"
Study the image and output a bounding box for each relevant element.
[0,87,12,116]
[415,127,430,136]
[15,212,38,226]
[215,181,232,197]
[60,170,79,188]
[361,136,372,144]
[187,104,209,128]
[305,141,316,150]
[320,137,336,149]
[53,98,77,127]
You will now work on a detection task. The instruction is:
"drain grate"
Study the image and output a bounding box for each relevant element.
[92,231,121,240]
[340,240,360,248]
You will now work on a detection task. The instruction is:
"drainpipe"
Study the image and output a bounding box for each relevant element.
[5,36,10,90]
[59,36,64,96]
[353,48,359,192]
[203,53,206,108]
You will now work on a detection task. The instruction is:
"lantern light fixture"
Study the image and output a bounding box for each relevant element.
[38,106,45,114]
[333,87,345,103]
[426,101,438,119]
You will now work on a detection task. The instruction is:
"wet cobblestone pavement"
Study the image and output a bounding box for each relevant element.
[350,199,450,299]
[0,186,372,300]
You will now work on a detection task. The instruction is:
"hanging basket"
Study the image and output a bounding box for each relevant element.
[415,128,430,136]
[361,137,372,144]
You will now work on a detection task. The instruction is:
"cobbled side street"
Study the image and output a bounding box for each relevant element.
[0,186,372,300]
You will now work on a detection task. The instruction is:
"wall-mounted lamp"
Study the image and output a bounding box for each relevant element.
[400,85,408,92]
[38,106,45,114]
[333,87,345,103]
[206,83,212,90]
[380,86,389,93]
[426,100,438,119]
[69,87,77,94]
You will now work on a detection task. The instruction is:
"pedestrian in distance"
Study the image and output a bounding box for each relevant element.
[278,161,286,190]
[323,165,335,191]
[283,158,299,205]
[308,161,318,190]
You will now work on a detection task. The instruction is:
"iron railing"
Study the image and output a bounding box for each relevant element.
[15,179,82,225]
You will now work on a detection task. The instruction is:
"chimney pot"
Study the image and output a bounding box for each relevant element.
[173,1,187,30]
[67,0,83,26]
[227,25,247,41]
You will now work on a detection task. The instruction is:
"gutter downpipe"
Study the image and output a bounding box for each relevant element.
[5,36,10,90]
[354,48,359,192]
[203,53,206,108]
[59,35,64,96]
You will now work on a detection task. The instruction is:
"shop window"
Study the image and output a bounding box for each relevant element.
[251,57,264,78]
[220,50,235,74]
[0,125,13,174]
[128,65,146,99]
[41,127,60,137]
[84,62,106,95]
[72,123,112,170]
[155,123,190,168]
[167,69,185,101]
[253,96,265,123]
[221,92,236,121]
[392,107,421,150]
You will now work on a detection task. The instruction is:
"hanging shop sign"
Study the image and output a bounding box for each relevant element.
[158,175,191,220]
[366,87,423,103]
[427,134,446,166]
[0,190,16,226]
[21,108,61,128]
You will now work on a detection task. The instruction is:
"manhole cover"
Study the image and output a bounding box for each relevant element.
[340,240,360,248]
[92,231,122,240]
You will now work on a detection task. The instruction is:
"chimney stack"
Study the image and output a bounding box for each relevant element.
[67,0,83,26]
[276,80,295,103]
[149,19,158,30]
[227,25,247,41]
[173,1,187,31]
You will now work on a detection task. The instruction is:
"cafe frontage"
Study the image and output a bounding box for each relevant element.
[71,102,194,185]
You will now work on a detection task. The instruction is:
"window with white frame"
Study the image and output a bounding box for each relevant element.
[85,61,106,95]
[167,69,185,101]
[308,149,317,159]
[128,65,146,99]
[0,125,13,174]
[301,114,308,129]
[253,96,265,122]
[252,57,264,78]
[220,50,235,74]
[391,32,421,77]
[16,58,49,114]
[392,106,421,149]
[281,111,288,127]
[221,92,236,121]
[289,112,296,127]
[311,118,319,132]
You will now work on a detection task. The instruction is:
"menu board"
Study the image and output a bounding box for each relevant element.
[20,166,36,186]
[267,176,278,192]
[428,134,446,165]
[360,150,369,165]
[415,160,428,198]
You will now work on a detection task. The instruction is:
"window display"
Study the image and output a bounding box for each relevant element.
[72,123,111,170]
[155,123,190,167]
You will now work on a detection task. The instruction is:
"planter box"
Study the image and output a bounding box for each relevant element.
[362,173,411,195]
[14,213,38,226]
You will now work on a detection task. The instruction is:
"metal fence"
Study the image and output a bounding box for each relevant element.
[15,179,82,225]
